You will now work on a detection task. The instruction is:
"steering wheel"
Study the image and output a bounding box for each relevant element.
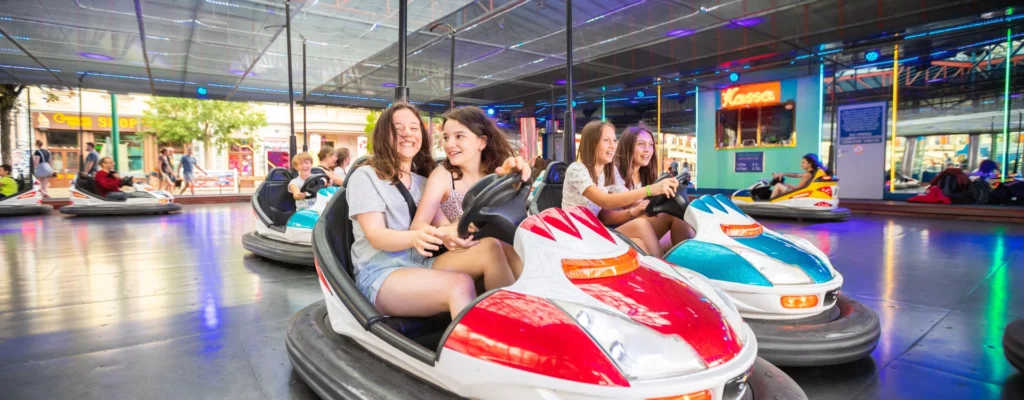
[119,175,135,187]
[300,174,329,197]
[770,176,785,186]
[644,172,691,220]
[457,173,531,245]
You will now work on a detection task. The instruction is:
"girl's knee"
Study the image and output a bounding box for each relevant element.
[448,273,476,299]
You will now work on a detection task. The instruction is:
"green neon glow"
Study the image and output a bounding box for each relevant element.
[986,229,1008,379]
[602,96,606,122]
[1003,28,1012,181]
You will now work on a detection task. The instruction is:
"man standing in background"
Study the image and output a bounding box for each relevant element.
[177,146,206,196]
[83,142,100,176]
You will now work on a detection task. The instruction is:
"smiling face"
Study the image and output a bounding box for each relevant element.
[391,108,423,162]
[442,119,487,168]
[595,125,617,165]
[631,130,655,167]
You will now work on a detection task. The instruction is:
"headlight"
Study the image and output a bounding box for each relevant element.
[553,300,706,380]
[731,247,812,285]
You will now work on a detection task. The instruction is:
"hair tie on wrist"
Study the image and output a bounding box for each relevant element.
[645,185,651,197]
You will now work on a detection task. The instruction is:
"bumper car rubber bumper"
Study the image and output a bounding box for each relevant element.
[1005,319,1024,372]
[287,300,808,400]
[734,203,851,221]
[746,295,880,367]
[242,231,314,267]
[0,204,53,216]
[59,203,182,216]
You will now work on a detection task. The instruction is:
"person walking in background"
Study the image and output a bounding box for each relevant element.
[177,146,206,196]
[33,140,53,198]
[158,148,177,192]
[83,142,100,176]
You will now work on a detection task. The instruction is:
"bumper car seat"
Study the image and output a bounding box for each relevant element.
[533,161,567,213]
[255,168,296,232]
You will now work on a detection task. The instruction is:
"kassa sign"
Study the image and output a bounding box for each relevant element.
[720,82,781,109]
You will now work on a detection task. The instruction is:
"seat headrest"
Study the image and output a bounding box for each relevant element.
[543,162,568,184]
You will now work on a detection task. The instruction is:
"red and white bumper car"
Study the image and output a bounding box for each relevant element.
[288,174,806,400]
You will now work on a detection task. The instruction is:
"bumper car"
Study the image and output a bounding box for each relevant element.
[731,170,850,221]
[0,177,52,217]
[242,167,335,267]
[287,173,807,400]
[1007,319,1024,372]
[653,179,879,366]
[60,174,181,216]
[527,161,567,215]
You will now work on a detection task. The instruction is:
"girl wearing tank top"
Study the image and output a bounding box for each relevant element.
[411,107,530,278]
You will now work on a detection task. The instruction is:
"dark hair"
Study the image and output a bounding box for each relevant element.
[441,107,517,180]
[0,164,11,174]
[369,102,436,183]
[978,159,998,174]
[86,142,95,149]
[530,157,552,182]
[159,148,167,155]
[335,148,351,167]
[35,140,43,147]
[317,146,335,167]
[803,153,828,175]
[577,120,617,185]
[615,124,659,190]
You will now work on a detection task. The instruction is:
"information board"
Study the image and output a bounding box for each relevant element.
[836,102,887,199]
[734,151,764,173]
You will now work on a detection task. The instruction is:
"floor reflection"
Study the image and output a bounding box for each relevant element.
[0,205,1020,399]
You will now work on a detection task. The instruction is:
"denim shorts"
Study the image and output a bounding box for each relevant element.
[355,253,436,305]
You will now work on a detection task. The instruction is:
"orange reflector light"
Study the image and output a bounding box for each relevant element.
[562,248,639,280]
[158,199,169,204]
[72,192,89,199]
[720,223,763,238]
[648,390,712,400]
[781,295,819,309]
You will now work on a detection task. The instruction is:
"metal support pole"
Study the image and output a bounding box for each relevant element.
[828,63,839,174]
[1016,111,1023,174]
[1001,28,1012,181]
[562,0,575,162]
[78,77,84,174]
[889,44,899,193]
[302,37,308,153]
[285,0,296,158]
[396,0,410,101]
[657,80,663,166]
[27,86,32,181]
[111,92,120,171]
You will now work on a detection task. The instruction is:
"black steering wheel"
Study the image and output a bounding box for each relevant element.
[300,174,329,197]
[770,176,785,186]
[644,173,691,220]
[457,173,531,245]
[119,175,135,187]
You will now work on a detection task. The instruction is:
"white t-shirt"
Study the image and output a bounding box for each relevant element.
[290,177,317,210]
[333,166,346,182]
[562,162,627,216]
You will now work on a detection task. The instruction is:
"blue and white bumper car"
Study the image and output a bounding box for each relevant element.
[243,167,336,267]
[655,189,880,366]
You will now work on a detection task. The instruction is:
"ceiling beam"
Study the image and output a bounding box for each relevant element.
[132,0,157,95]
[0,25,71,89]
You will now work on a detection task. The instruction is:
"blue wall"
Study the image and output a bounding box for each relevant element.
[696,73,823,193]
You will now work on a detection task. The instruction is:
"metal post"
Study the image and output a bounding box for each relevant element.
[562,0,575,162]
[285,0,296,159]
[111,92,120,171]
[888,44,899,193]
[1001,28,1012,181]
[27,86,32,181]
[302,36,308,153]
[1016,111,1023,174]
[828,63,839,174]
[78,77,84,174]
[448,32,455,110]
[396,0,410,101]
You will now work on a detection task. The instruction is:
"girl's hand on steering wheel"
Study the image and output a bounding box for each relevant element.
[651,178,678,198]
[439,225,479,251]
[412,226,446,257]
[495,156,532,182]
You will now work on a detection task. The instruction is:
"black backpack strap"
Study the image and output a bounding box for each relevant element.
[393,180,418,220]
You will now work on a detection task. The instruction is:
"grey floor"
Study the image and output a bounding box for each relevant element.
[1,203,1022,399]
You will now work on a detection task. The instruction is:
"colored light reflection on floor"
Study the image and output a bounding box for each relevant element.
[879,220,896,361]
[985,229,1008,380]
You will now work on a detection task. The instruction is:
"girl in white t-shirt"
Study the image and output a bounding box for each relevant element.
[333,147,351,184]
[562,121,678,257]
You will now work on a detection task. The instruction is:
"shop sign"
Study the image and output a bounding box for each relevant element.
[720,82,781,109]
[34,112,142,132]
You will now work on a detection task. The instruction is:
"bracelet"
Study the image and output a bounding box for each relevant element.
[645,185,651,197]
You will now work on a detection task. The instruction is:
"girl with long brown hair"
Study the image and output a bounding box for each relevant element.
[347,102,516,318]
[411,106,530,278]
[614,124,695,250]
[562,120,678,257]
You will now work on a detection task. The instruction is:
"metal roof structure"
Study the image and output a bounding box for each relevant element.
[0,0,1020,112]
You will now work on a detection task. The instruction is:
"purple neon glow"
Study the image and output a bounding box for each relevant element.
[230,69,255,76]
[553,79,577,85]
[667,29,695,37]
[729,17,763,28]
[1013,94,1022,99]
[381,82,397,87]
[456,83,475,87]
[79,52,114,61]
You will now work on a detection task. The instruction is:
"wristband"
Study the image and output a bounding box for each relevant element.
[645,185,651,197]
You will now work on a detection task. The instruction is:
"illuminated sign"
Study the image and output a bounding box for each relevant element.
[720,81,781,109]
[37,112,143,132]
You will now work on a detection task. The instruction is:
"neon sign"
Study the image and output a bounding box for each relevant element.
[720,81,781,109]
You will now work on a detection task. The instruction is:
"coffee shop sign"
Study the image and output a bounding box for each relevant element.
[43,112,140,131]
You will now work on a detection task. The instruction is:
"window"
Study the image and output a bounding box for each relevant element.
[716,102,796,149]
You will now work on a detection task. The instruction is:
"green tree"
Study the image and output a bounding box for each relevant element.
[0,84,24,165]
[363,110,380,155]
[142,97,267,165]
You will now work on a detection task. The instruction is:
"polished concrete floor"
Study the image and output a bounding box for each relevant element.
[0,203,1021,400]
